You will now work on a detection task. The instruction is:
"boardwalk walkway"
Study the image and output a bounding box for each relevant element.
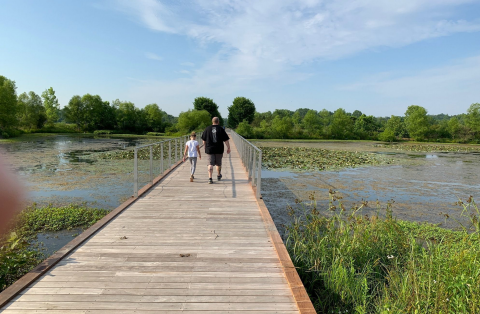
[1,139,314,313]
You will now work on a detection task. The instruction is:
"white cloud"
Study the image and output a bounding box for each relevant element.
[110,0,480,114]
[114,0,480,74]
[339,55,480,115]
[145,52,163,61]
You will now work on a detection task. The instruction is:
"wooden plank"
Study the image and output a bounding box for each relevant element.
[0,138,311,313]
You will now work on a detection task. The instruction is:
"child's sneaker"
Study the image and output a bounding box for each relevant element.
[208,178,213,184]
[217,174,222,181]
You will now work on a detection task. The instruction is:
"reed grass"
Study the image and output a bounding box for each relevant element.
[286,192,480,313]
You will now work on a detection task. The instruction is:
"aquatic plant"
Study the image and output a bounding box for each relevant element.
[15,204,109,237]
[97,142,181,160]
[286,193,480,313]
[1,204,108,292]
[0,232,41,291]
[373,143,480,153]
[261,146,392,171]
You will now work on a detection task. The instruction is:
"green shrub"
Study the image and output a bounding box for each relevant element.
[0,232,41,291]
[286,194,480,313]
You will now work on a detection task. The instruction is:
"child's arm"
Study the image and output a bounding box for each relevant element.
[196,145,201,159]
[182,144,188,162]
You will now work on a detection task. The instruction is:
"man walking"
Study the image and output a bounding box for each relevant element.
[201,117,231,184]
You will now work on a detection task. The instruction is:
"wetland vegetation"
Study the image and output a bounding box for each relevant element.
[0,204,108,292]
[286,193,480,313]
[261,146,392,171]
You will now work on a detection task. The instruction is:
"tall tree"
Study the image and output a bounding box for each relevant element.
[144,103,163,132]
[64,95,84,130]
[386,115,406,138]
[193,97,223,125]
[17,92,47,129]
[81,94,115,131]
[352,110,363,118]
[465,103,480,139]
[177,110,211,132]
[404,105,429,141]
[0,75,18,131]
[330,108,354,139]
[114,99,137,132]
[41,87,60,126]
[447,117,461,140]
[271,116,293,139]
[302,110,320,137]
[354,114,378,139]
[227,97,256,129]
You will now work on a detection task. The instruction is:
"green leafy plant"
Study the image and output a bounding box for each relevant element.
[286,193,480,313]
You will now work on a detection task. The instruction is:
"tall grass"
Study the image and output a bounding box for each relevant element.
[286,192,480,313]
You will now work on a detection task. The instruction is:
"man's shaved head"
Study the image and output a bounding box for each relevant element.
[212,117,219,124]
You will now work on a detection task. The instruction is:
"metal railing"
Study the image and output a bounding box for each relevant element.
[133,133,201,197]
[228,129,262,198]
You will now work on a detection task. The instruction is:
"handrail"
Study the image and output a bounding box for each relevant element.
[133,132,202,197]
[228,129,262,198]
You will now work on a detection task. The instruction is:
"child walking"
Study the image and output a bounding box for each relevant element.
[183,132,201,182]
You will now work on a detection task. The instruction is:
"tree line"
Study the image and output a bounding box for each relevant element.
[0,75,177,137]
[2,74,479,142]
[231,103,480,143]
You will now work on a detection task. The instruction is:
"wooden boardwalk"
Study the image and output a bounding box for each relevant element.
[0,139,314,313]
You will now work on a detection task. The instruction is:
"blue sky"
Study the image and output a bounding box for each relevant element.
[1,0,480,117]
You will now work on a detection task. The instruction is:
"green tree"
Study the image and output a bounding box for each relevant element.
[64,95,85,130]
[447,117,461,140]
[404,105,429,141]
[330,108,354,139]
[318,109,332,137]
[0,75,18,131]
[378,128,396,142]
[228,97,256,129]
[17,92,47,129]
[354,114,378,139]
[41,87,60,126]
[177,109,211,132]
[352,110,363,118]
[114,99,137,132]
[144,103,163,132]
[302,110,320,137]
[271,116,293,139]
[193,97,223,125]
[385,115,407,139]
[465,103,480,139]
[236,120,255,138]
[273,109,294,118]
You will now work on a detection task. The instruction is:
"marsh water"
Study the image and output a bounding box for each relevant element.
[255,141,480,236]
[1,135,479,249]
[0,135,165,208]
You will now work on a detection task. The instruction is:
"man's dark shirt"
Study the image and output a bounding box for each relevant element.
[202,125,230,154]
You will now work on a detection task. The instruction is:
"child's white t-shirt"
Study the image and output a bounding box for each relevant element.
[186,140,199,157]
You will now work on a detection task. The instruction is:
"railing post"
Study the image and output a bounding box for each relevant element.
[252,149,257,186]
[134,147,138,197]
[249,146,253,180]
[256,150,262,199]
[168,140,172,167]
[149,146,153,184]
[160,142,164,174]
